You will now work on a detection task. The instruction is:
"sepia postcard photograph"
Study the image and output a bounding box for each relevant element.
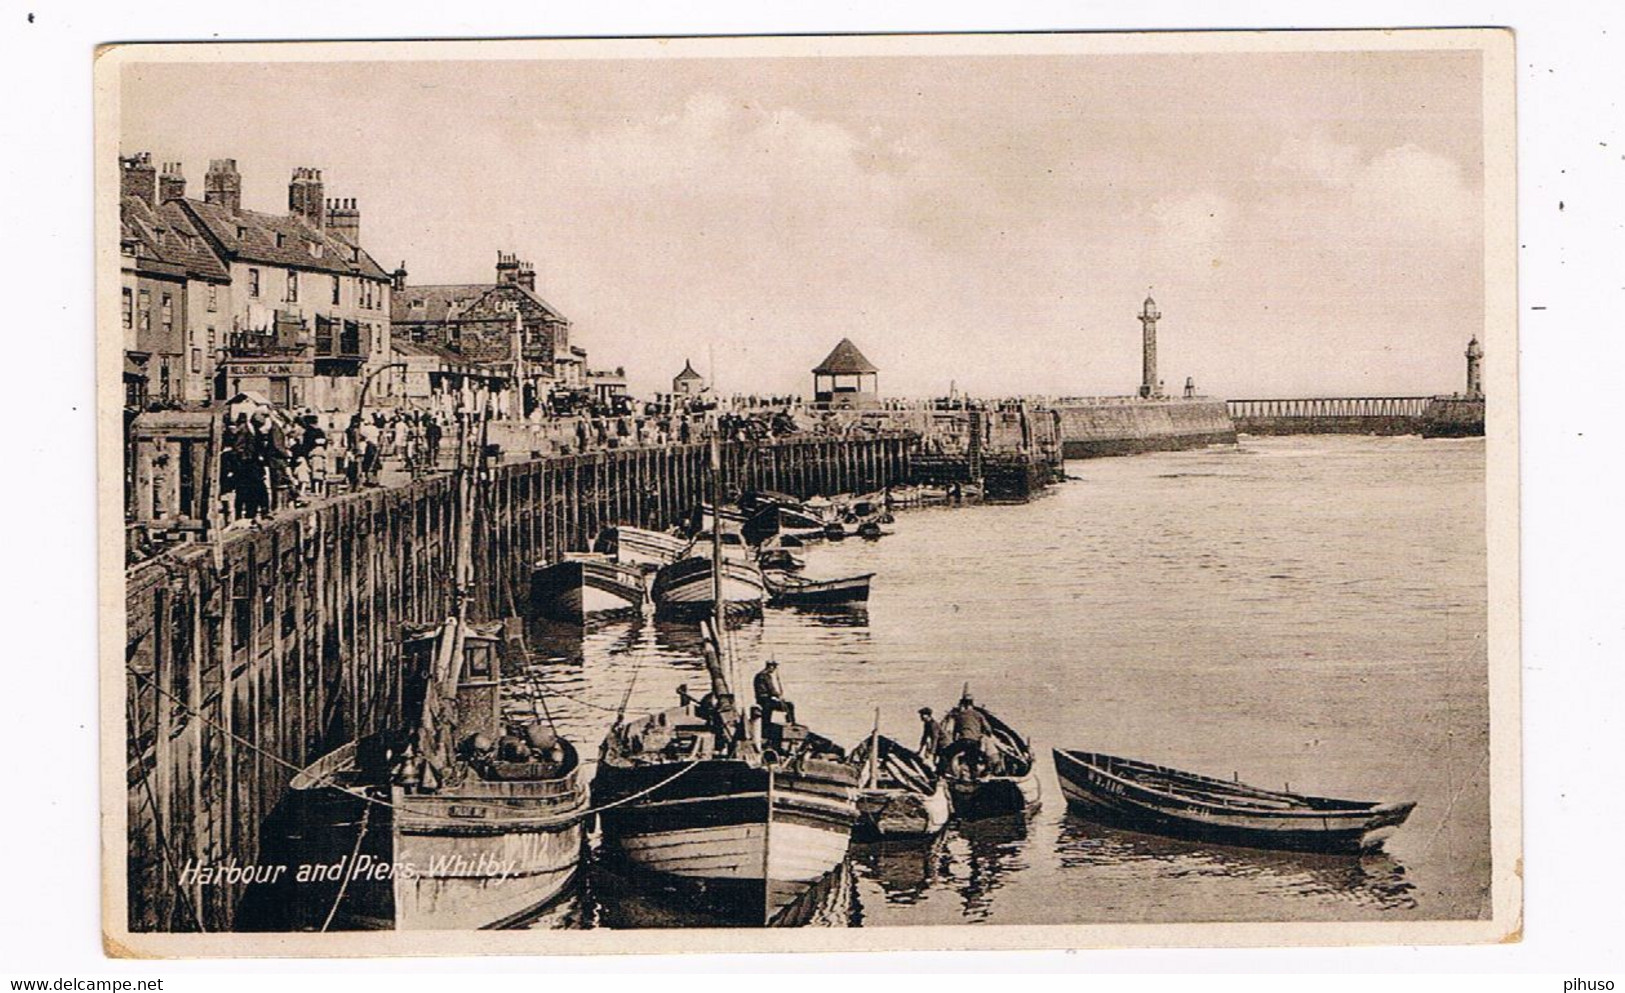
[96,28,1519,957]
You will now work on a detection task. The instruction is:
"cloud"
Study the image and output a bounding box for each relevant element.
[1265,133,1479,245]
[1271,132,1363,185]
[1350,143,1479,243]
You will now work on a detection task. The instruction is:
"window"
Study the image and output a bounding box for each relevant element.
[206,284,217,312]
[138,289,151,332]
[286,270,298,303]
[247,268,260,298]
[159,362,171,400]
[274,232,285,248]
[190,348,202,374]
[330,274,340,305]
[121,288,133,329]
[160,292,173,340]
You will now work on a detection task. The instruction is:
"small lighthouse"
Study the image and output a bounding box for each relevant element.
[1138,295,1161,398]
[1465,336,1484,398]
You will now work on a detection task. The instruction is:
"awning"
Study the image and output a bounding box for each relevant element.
[123,356,149,380]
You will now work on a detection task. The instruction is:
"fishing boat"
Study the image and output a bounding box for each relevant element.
[1052,749,1417,854]
[529,553,645,623]
[848,732,950,840]
[696,501,750,534]
[758,549,806,574]
[592,525,689,571]
[740,493,829,543]
[287,418,588,929]
[764,570,874,607]
[592,431,860,926]
[937,696,1042,821]
[856,520,892,540]
[651,552,767,620]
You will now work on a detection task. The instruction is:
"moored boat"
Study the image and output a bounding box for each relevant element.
[529,553,645,623]
[1052,749,1417,853]
[288,619,589,930]
[286,413,588,931]
[937,696,1042,821]
[848,733,950,840]
[592,525,689,571]
[764,570,874,607]
[595,430,859,925]
[696,501,750,535]
[651,553,767,620]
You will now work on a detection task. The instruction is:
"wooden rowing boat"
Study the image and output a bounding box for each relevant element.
[592,525,689,571]
[848,733,950,840]
[651,554,767,619]
[764,570,873,607]
[528,553,645,623]
[938,703,1042,821]
[1052,748,1417,853]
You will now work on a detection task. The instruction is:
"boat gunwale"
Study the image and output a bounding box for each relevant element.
[1053,748,1413,822]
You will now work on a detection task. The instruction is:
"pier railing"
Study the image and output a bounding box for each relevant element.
[1227,397,1433,419]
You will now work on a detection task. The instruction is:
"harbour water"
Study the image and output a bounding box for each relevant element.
[517,434,1490,927]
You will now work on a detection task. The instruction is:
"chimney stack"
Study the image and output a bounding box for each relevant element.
[288,167,325,228]
[326,197,360,244]
[204,159,241,213]
[496,252,536,291]
[392,262,409,292]
[158,161,186,202]
[119,152,157,208]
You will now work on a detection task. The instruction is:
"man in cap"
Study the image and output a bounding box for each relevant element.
[753,660,796,728]
[917,707,948,764]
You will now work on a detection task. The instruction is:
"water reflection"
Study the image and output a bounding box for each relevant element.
[1054,815,1418,913]
[583,851,860,929]
[851,834,948,904]
[776,604,871,628]
[947,815,1029,922]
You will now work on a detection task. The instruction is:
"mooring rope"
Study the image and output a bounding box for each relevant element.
[320,804,370,933]
[126,663,701,822]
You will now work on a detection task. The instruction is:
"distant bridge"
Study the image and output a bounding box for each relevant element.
[1226,396,1434,436]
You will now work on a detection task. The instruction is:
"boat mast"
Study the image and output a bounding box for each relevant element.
[702,425,739,742]
[867,707,880,789]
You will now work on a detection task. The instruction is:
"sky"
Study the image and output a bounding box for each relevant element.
[119,47,1485,400]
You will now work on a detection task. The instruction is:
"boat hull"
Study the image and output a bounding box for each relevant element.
[651,556,766,619]
[1052,749,1416,854]
[593,758,858,924]
[765,572,873,606]
[855,783,951,840]
[946,771,1042,821]
[389,785,588,930]
[593,526,689,570]
[530,558,645,623]
[287,744,590,930]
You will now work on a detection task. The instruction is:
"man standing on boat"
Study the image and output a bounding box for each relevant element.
[947,693,998,775]
[918,707,948,764]
[753,660,796,728]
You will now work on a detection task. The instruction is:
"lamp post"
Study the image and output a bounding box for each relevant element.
[355,361,407,422]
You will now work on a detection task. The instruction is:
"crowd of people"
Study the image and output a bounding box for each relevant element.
[206,391,920,528]
[219,406,449,524]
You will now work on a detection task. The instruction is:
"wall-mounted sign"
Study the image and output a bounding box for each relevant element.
[221,361,313,378]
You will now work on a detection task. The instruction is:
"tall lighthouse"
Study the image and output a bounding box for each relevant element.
[1465,335,1484,398]
[1138,295,1161,398]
